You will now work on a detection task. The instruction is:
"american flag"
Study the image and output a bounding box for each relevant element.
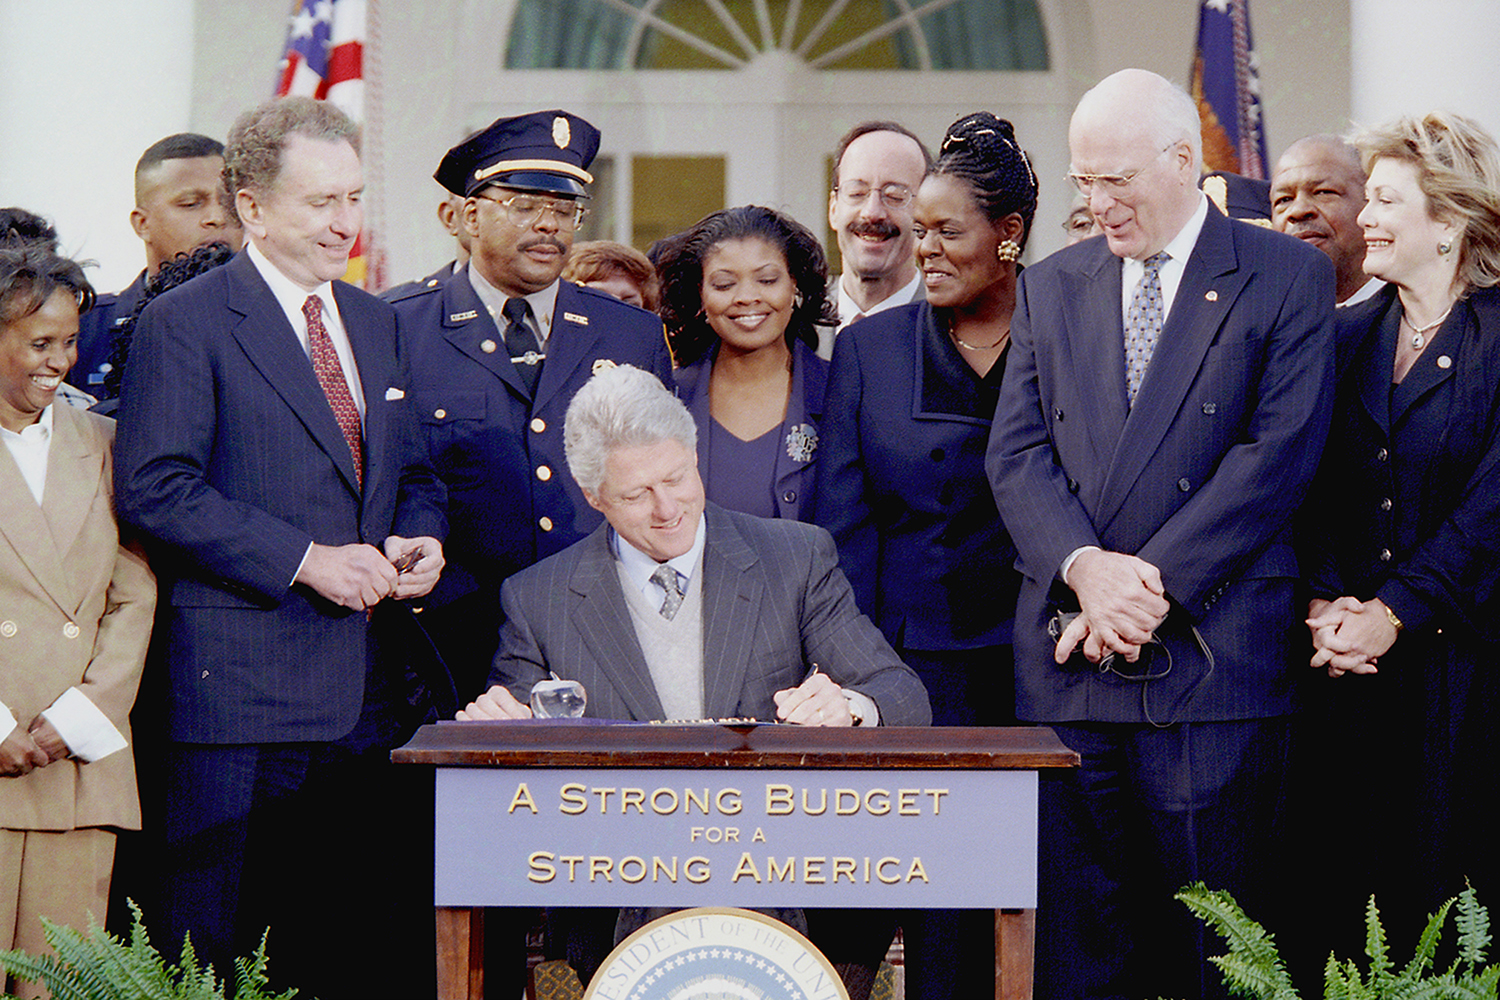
[1190,0,1268,180]
[276,0,381,287]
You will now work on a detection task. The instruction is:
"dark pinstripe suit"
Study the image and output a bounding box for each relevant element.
[113,249,446,996]
[987,207,1336,1000]
[490,503,931,727]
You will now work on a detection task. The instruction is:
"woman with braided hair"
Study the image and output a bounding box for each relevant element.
[811,110,1037,999]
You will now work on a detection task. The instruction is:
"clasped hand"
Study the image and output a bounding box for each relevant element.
[0,718,67,777]
[294,535,445,610]
[1055,550,1170,664]
[1306,596,1395,677]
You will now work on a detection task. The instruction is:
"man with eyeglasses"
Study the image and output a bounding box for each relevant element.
[987,69,1335,1000]
[822,121,932,356]
[391,111,673,709]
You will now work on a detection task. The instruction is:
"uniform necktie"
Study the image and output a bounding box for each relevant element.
[650,564,684,621]
[1124,252,1169,405]
[302,294,363,487]
[502,296,543,395]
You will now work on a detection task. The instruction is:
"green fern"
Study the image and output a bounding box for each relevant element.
[0,902,301,1000]
[1169,883,1500,1000]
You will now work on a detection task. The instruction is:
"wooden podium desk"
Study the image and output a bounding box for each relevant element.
[394,723,1077,1000]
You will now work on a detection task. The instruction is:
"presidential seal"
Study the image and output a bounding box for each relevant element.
[784,423,818,464]
[583,907,849,1000]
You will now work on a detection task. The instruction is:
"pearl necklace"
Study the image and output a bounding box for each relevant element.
[1402,305,1454,350]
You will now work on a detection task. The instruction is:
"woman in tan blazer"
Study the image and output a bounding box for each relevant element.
[0,242,154,993]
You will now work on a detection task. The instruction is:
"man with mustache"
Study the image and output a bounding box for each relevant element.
[822,121,932,355]
[1271,135,1381,308]
[390,111,672,705]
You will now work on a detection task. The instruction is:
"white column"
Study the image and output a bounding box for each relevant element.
[0,0,197,292]
[1350,0,1500,139]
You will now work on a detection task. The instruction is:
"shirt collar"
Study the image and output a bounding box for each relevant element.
[0,402,53,444]
[1157,191,1210,265]
[837,270,922,328]
[610,514,707,594]
[468,266,561,345]
[247,240,336,317]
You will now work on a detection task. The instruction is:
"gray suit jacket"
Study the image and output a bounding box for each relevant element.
[490,504,931,725]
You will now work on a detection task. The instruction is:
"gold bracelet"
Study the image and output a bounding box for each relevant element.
[1385,604,1404,633]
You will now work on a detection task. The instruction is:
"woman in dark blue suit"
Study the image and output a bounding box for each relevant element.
[1304,112,1500,950]
[659,206,836,521]
[812,111,1038,999]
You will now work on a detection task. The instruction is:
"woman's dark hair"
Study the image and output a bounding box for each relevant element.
[103,240,237,397]
[0,207,60,252]
[932,112,1039,251]
[0,243,95,327]
[658,205,837,366]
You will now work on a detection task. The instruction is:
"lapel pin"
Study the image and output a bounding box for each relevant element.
[1438,355,1453,369]
[592,359,617,375]
[1204,290,1218,302]
[385,387,405,401]
[564,311,589,326]
[480,339,498,353]
[449,309,478,323]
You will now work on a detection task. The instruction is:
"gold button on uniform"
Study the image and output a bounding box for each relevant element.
[530,418,546,433]
[536,465,552,481]
[480,339,498,354]
[434,408,447,420]
[539,516,554,531]
[0,621,15,638]
[63,622,80,639]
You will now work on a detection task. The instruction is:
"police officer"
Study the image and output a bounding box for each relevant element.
[389,110,673,704]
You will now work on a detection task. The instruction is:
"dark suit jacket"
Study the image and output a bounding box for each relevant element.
[987,207,1336,723]
[114,250,446,744]
[814,301,1015,651]
[1308,285,1500,640]
[388,268,673,608]
[675,338,826,522]
[490,504,932,726]
[69,270,146,398]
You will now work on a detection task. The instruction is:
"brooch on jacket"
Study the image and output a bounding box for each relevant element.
[785,423,818,463]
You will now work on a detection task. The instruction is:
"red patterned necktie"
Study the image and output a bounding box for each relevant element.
[302,294,363,487]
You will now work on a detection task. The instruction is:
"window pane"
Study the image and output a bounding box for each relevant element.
[631,155,726,251]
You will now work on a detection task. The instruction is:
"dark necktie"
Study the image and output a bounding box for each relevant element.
[650,564,684,621]
[302,294,363,487]
[1124,252,1169,405]
[502,296,543,395]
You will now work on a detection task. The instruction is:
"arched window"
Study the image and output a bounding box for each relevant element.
[506,0,1049,72]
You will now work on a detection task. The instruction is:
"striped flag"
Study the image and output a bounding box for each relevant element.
[1190,0,1268,180]
[276,0,380,287]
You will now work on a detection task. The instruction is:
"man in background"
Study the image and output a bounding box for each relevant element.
[72,134,242,398]
[1271,134,1380,307]
[822,121,930,354]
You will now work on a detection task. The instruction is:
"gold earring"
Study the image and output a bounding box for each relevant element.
[1438,240,1453,256]
[997,240,1021,263]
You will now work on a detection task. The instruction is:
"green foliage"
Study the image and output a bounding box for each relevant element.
[1169,881,1500,1000]
[0,902,300,1000]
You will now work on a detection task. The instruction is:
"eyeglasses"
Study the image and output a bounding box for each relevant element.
[476,192,588,231]
[833,183,914,210]
[1062,212,1098,237]
[1066,143,1178,196]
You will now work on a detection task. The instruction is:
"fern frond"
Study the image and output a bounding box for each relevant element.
[1207,954,1301,1000]
[1457,883,1493,970]
[1178,883,1298,994]
[232,929,299,1000]
[1366,895,1394,984]
[1402,899,1457,981]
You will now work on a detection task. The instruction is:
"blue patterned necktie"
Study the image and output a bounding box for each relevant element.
[1124,252,1169,405]
[651,564,684,620]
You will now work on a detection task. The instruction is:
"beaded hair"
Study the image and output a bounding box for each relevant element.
[933,112,1039,250]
